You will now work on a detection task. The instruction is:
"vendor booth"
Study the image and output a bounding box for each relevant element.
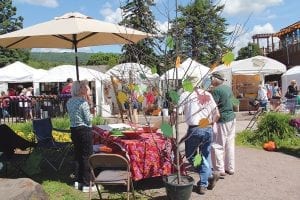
[105,63,160,115]
[281,66,300,96]
[160,58,210,91]
[36,65,109,116]
[212,56,286,111]
[0,61,47,95]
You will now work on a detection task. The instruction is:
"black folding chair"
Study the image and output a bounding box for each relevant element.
[0,124,36,177]
[32,118,72,171]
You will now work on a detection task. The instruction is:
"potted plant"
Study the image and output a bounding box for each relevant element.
[157,49,235,199]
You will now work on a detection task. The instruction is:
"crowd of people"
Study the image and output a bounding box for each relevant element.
[0,85,34,120]
[253,79,299,113]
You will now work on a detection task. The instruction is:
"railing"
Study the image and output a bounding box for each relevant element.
[0,94,71,124]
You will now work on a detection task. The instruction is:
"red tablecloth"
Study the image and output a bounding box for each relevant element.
[92,126,173,181]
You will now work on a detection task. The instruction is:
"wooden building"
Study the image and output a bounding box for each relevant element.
[252,21,300,68]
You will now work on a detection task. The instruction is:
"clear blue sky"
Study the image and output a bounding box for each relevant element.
[13,0,299,55]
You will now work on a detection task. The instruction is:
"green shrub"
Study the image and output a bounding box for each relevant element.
[52,117,71,129]
[92,115,106,125]
[236,112,300,153]
[8,122,33,138]
[255,112,296,143]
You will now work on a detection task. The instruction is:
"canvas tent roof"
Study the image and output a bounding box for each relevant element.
[213,56,286,75]
[281,65,300,95]
[211,56,286,86]
[37,65,108,82]
[105,63,159,81]
[0,61,38,82]
[160,58,210,80]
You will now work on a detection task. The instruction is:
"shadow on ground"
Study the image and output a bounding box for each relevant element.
[276,147,300,158]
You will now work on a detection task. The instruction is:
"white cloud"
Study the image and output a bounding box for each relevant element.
[229,23,279,56]
[17,0,58,8]
[31,47,93,53]
[99,2,123,23]
[219,0,283,16]
[156,20,170,33]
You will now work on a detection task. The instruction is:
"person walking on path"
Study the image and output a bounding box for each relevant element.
[210,72,236,177]
[177,75,220,195]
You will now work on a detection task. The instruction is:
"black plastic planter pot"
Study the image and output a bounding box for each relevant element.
[163,174,194,200]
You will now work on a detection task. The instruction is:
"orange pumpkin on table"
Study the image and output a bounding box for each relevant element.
[263,141,276,151]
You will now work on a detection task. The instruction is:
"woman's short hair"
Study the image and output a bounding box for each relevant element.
[71,80,89,97]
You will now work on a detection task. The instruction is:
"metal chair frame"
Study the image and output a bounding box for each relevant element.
[88,153,135,200]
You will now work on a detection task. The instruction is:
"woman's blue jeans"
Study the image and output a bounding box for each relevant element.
[185,126,212,187]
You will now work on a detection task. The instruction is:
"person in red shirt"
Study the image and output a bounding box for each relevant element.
[61,78,73,94]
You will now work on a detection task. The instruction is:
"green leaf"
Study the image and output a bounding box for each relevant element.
[168,90,179,104]
[231,97,240,106]
[161,122,173,138]
[193,153,202,167]
[151,66,157,74]
[111,129,123,136]
[166,35,175,50]
[134,85,140,92]
[222,51,234,66]
[182,79,194,92]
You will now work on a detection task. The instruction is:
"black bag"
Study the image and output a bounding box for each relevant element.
[285,91,292,99]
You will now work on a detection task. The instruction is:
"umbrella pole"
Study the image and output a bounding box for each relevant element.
[73,34,80,81]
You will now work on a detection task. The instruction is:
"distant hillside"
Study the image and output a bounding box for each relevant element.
[30,52,94,65]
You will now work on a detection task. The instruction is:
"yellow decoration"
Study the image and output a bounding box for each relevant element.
[198,118,210,128]
[137,95,144,103]
[175,56,181,68]
[112,77,120,85]
[117,91,128,104]
[128,83,135,91]
[210,62,219,71]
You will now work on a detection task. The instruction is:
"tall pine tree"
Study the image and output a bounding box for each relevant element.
[173,0,229,66]
[119,0,159,68]
[0,0,29,67]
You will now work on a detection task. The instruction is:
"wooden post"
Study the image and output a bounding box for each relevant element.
[110,76,124,123]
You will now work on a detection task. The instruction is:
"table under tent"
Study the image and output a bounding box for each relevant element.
[36,65,109,117]
[212,56,286,111]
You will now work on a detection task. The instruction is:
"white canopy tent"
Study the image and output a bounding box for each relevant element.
[105,62,159,81]
[105,63,159,115]
[160,58,210,80]
[37,65,109,82]
[37,65,109,115]
[0,61,36,83]
[281,66,300,95]
[212,56,287,86]
[0,61,48,95]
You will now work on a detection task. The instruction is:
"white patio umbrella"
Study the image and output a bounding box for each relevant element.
[0,12,153,80]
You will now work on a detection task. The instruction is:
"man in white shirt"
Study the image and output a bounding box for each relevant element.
[177,75,220,195]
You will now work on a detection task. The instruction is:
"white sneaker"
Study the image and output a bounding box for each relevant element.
[82,185,97,193]
[74,182,83,190]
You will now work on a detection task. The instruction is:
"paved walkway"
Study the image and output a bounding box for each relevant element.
[103,112,300,200]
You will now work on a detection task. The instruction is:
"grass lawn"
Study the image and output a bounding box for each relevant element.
[1,150,162,200]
